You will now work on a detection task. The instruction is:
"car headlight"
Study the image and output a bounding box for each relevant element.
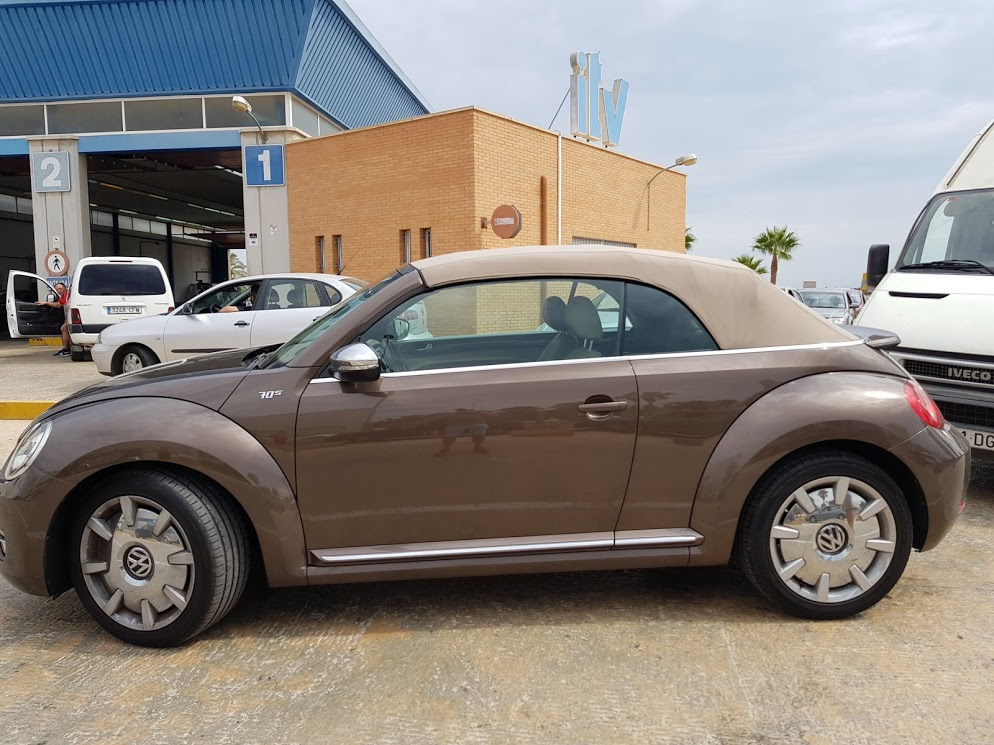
[2,421,53,481]
[831,316,847,324]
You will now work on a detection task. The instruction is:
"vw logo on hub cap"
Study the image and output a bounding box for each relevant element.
[124,545,154,580]
[816,524,849,555]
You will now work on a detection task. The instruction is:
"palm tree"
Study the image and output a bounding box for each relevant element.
[733,254,768,274]
[751,226,799,285]
[685,227,696,253]
[228,250,247,279]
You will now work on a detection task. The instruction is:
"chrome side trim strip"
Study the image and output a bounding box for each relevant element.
[308,339,864,383]
[309,529,704,565]
[311,532,613,565]
[614,528,704,548]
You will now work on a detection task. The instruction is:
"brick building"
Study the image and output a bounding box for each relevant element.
[287,107,686,281]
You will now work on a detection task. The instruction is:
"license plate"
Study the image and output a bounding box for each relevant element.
[959,428,994,452]
[108,306,141,315]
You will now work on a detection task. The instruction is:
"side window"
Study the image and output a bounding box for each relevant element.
[621,283,717,356]
[321,284,342,307]
[190,282,257,313]
[359,277,624,372]
[261,280,325,310]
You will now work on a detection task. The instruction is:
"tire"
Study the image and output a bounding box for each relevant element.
[117,345,159,374]
[68,468,249,647]
[737,450,913,620]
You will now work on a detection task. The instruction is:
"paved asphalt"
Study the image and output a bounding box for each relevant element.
[0,348,993,744]
[0,341,104,401]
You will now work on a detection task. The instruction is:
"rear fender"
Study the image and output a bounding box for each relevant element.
[688,372,925,566]
[34,397,307,587]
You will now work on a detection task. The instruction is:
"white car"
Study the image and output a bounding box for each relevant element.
[91,273,364,375]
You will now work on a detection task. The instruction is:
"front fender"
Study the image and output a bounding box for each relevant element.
[688,372,925,566]
[34,397,307,587]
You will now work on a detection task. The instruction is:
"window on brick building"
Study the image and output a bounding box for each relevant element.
[400,229,412,264]
[315,236,326,272]
[334,235,344,274]
[421,228,432,259]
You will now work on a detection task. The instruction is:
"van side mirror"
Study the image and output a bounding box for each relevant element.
[330,343,381,383]
[866,244,890,289]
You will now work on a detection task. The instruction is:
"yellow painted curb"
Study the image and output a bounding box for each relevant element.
[28,338,62,347]
[0,402,54,419]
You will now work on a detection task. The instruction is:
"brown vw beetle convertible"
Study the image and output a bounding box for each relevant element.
[0,246,969,646]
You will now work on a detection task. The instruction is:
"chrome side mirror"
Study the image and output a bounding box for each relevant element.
[330,342,381,383]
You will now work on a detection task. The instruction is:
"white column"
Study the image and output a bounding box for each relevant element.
[241,128,302,275]
[26,136,91,278]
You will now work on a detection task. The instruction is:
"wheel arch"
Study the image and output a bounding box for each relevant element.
[32,397,309,595]
[45,461,265,596]
[112,342,159,375]
[689,372,929,566]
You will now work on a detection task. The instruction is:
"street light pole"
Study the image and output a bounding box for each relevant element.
[231,96,267,144]
[646,154,698,231]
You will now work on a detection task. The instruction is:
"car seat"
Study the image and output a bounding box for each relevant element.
[563,296,603,358]
[537,296,577,361]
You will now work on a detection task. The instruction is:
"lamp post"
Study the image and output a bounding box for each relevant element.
[646,154,697,230]
[231,95,267,144]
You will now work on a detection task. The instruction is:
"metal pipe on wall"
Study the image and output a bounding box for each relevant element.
[557,132,562,245]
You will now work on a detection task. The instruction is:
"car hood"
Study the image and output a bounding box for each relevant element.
[41,348,254,420]
[810,308,848,320]
[99,312,170,340]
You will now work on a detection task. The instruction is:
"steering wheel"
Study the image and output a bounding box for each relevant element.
[209,303,223,313]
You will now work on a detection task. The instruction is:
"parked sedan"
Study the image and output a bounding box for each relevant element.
[90,273,364,375]
[0,246,968,646]
[788,288,860,324]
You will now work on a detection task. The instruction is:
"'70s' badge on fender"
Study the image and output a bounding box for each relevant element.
[259,390,283,400]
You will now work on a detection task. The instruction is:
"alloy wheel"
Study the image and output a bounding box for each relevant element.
[79,495,195,632]
[768,476,897,604]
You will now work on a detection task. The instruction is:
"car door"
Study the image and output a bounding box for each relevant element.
[5,270,64,339]
[161,280,260,360]
[294,277,639,552]
[250,278,340,348]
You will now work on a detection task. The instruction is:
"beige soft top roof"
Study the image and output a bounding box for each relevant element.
[413,245,854,350]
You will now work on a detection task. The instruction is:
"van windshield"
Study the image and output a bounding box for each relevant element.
[898,190,994,274]
[77,264,167,295]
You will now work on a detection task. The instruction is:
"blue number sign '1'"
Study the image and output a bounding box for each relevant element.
[244,145,286,187]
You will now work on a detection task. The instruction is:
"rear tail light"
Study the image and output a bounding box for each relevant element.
[70,308,81,325]
[167,307,174,313]
[905,379,944,429]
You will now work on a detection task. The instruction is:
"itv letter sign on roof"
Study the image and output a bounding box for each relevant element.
[569,51,629,147]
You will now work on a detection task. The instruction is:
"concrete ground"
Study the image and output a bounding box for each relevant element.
[0,418,992,744]
[0,340,104,402]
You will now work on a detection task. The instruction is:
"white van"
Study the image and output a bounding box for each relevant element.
[856,118,994,459]
[6,256,174,361]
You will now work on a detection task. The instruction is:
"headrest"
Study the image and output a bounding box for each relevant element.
[542,296,567,331]
[565,296,603,340]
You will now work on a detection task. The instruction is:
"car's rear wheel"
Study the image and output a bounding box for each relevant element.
[119,345,159,374]
[68,469,249,646]
[737,451,913,620]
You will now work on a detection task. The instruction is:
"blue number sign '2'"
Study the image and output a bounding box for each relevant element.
[244,145,286,187]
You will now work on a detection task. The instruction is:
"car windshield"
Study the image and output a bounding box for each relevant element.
[898,189,994,273]
[796,291,847,309]
[264,271,403,368]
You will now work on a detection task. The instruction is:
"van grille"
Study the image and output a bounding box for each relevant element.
[902,359,994,387]
[936,400,994,430]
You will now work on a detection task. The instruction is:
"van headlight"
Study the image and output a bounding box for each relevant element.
[2,421,53,481]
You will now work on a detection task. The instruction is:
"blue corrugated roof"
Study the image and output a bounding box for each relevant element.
[0,0,429,128]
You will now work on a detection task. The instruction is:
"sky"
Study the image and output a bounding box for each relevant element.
[347,0,994,288]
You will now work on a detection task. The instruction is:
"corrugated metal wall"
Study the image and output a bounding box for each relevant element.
[0,0,429,128]
[295,0,428,129]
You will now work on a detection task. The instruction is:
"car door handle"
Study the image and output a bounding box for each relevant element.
[416,343,433,352]
[234,320,249,327]
[578,401,628,413]
[577,399,629,421]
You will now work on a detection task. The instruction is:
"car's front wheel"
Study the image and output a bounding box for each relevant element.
[737,450,913,620]
[69,469,249,646]
[118,345,159,374]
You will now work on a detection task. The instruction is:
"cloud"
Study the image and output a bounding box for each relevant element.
[347,0,994,288]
